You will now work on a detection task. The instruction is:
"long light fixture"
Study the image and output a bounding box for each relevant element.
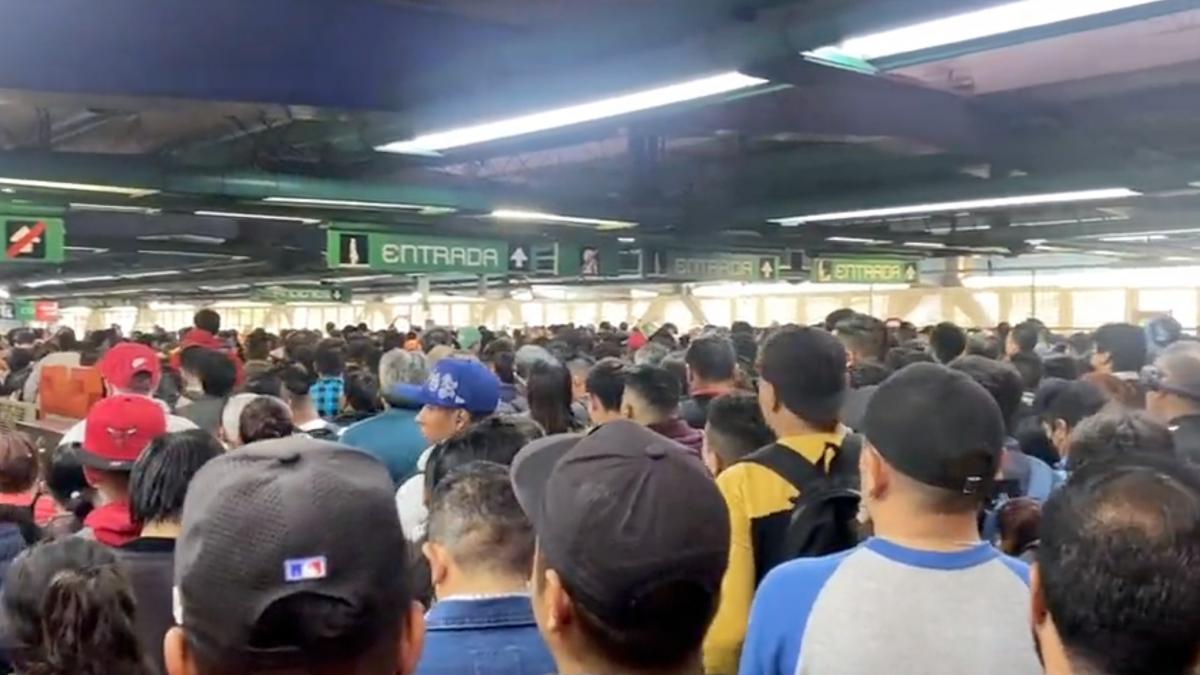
[826,236,893,244]
[771,188,1141,226]
[70,203,161,214]
[0,177,159,197]
[262,197,456,215]
[833,0,1167,61]
[194,210,321,224]
[903,241,948,249]
[376,72,768,154]
[491,209,637,230]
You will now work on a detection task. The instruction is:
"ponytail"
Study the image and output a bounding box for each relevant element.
[31,566,148,675]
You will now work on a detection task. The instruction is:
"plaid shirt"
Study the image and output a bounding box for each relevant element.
[311,375,345,419]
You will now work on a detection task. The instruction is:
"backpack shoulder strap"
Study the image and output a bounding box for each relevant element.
[743,443,826,495]
[833,433,863,475]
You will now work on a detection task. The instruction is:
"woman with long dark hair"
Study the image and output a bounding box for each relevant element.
[525,361,584,435]
[3,537,150,675]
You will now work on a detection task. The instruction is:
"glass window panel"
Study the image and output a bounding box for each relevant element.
[1070,290,1124,331]
[701,299,732,327]
[1138,290,1196,330]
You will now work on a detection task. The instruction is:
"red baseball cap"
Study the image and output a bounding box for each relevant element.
[81,395,168,471]
[99,342,162,392]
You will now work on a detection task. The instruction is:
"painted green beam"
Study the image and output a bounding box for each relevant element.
[0,150,503,212]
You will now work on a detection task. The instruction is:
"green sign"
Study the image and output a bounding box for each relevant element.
[13,300,34,322]
[328,229,506,275]
[2,217,65,263]
[647,250,781,282]
[814,257,919,284]
[558,241,619,277]
[252,285,351,303]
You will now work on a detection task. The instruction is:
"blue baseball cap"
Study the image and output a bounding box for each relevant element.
[393,358,500,415]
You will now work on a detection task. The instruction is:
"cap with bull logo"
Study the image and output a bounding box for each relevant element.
[80,395,168,471]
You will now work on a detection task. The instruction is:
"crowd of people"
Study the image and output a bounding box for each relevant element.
[0,307,1194,675]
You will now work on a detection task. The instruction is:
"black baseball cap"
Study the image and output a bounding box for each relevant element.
[173,437,408,669]
[863,363,1004,495]
[510,420,729,623]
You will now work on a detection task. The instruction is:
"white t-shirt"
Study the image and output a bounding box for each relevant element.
[395,446,434,542]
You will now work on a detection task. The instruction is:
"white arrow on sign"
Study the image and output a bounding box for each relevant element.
[9,226,40,255]
[905,264,917,282]
[510,247,529,269]
[331,288,344,301]
[760,260,775,278]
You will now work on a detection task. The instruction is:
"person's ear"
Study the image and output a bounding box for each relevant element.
[422,542,450,591]
[861,444,888,501]
[1030,563,1048,629]
[539,567,572,635]
[164,627,196,675]
[396,600,426,675]
[757,379,777,416]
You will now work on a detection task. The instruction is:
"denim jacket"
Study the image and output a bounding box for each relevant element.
[416,594,556,675]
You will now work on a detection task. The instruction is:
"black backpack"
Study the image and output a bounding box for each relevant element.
[743,435,864,586]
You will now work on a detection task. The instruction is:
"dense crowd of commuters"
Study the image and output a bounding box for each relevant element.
[0,308,1193,674]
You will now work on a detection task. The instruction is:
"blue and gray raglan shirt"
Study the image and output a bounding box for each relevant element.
[739,537,1043,675]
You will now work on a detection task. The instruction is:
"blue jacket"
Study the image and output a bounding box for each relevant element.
[339,407,427,486]
[416,595,556,675]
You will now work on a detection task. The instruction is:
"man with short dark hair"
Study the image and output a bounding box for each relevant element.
[165,438,425,675]
[419,462,554,675]
[951,356,1057,502]
[1007,320,1041,358]
[1041,380,1109,464]
[702,392,775,476]
[423,415,545,499]
[704,326,849,675]
[1066,409,1175,471]
[1032,454,1200,675]
[834,313,887,365]
[930,321,967,364]
[1091,322,1147,379]
[178,347,239,435]
[311,340,347,419]
[681,335,739,429]
[1144,340,1200,462]
[511,420,729,675]
[622,364,703,455]
[584,357,625,426]
[741,364,1041,675]
[193,309,221,335]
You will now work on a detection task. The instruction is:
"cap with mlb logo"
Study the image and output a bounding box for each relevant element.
[173,437,409,669]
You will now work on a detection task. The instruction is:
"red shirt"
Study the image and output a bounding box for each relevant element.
[0,490,60,526]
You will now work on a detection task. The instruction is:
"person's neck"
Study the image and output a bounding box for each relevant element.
[643,413,676,428]
[95,485,129,507]
[768,413,826,439]
[293,401,320,425]
[436,570,530,599]
[139,520,182,539]
[868,502,982,552]
[690,378,734,395]
[557,650,704,675]
[1165,401,1200,424]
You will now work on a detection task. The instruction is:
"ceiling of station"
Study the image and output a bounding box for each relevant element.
[0,0,1198,302]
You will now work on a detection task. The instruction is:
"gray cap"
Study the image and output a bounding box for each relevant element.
[174,437,407,669]
[511,420,729,623]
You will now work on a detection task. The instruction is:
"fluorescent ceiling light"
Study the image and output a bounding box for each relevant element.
[262,197,456,215]
[0,177,158,197]
[903,241,947,249]
[833,0,1167,61]
[376,71,768,154]
[491,209,636,230]
[138,249,249,260]
[618,237,637,243]
[329,274,393,283]
[928,224,992,234]
[0,187,13,194]
[70,203,161,214]
[64,245,110,254]
[826,236,893,244]
[22,279,68,288]
[771,188,1140,226]
[194,210,321,224]
[1090,250,1126,257]
[1165,256,1194,262]
[1098,234,1168,243]
[122,270,182,279]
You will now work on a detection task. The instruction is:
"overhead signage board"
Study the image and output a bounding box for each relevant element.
[559,241,619,277]
[327,229,506,276]
[252,285,351,303]
[646,249,782,282]
[813,257,919,284]
[14,300,59,322]
[2,217,65,263]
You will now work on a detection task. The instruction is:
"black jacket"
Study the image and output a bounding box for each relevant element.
[115,537,176,675]
[1171,415,1200,464]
